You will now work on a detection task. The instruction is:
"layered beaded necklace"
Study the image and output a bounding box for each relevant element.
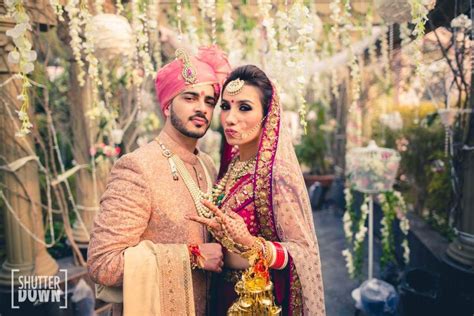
[211,156,257,207]
[157,139,214,219]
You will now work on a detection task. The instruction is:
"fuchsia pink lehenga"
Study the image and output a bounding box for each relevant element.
[212,85,326,316]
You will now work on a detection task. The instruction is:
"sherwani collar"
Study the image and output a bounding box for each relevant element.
[157,131,200,165]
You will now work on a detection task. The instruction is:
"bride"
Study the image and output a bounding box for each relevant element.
[187,65,326,316]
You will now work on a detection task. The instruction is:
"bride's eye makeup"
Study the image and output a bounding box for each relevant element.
[220,100,230,110]
[239,104,252,111]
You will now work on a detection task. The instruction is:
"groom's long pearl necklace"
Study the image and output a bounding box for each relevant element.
[157,139,214,219]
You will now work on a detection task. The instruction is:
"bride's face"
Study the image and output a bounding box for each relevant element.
[220,85,265,147]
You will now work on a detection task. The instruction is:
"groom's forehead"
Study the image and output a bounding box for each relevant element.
[181,84,215,97]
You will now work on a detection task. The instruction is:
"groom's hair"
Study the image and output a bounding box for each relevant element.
[222,65,273,116]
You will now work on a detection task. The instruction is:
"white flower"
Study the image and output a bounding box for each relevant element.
[110,129,124,144]
[5,0,16,7]
[6,22,29,39]
[450,14,472,29]
[402,239,410,263]
[16,110,28,120]
[7,51,20,64]
[24,50,37,62]
[342,249,355,276]
[21,62,34,74]
[13,36,32,51]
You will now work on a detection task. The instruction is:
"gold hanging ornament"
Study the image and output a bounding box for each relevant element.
[227,251,281,316]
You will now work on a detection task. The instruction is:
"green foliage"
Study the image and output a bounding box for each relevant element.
[373,116,454,238]
[295,104,332,174]
[380,192,397,268]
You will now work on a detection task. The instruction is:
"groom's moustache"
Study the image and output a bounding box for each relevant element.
[189,113,209,125]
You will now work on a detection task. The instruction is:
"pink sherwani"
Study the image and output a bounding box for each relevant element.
[87,131,217,316]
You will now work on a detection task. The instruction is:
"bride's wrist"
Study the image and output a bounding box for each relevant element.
[242,235,257,248]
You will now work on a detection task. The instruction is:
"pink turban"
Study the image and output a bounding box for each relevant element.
[155,45,231,112]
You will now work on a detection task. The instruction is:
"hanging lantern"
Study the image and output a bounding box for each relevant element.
[346,140,401,193]
[89,14,133,63]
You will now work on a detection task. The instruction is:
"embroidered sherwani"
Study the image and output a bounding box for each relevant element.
[87,131,217,316]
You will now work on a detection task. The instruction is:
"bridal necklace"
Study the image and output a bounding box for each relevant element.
[211,155,257,207]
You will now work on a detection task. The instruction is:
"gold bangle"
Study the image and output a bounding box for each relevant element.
[264,240,274,265]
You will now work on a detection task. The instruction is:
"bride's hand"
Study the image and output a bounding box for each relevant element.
[200,200,255,248]
[185,207,225,239]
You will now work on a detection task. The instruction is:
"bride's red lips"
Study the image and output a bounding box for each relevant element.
[224,128,239,138]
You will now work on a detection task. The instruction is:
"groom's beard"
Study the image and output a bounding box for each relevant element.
[170,106,210,139]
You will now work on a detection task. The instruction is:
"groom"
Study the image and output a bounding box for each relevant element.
[87,46,231,316]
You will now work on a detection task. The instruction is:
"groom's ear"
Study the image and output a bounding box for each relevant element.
[163,103,171,118]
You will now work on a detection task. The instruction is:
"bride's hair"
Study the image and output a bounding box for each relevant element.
[222,65,273,116]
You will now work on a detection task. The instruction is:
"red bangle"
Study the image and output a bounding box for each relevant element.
[271,242,288,270]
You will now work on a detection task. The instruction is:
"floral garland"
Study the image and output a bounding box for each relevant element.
[80,2,101,99]
[342,189,370,278]
[132,0,155,78]
[288,2,315,134]
[342,188,411,279]
[378,191,410,265]
[148,0,162,68]
[5,0,38,137]
[65,0,85,86]
[380,25,391,88]
[184,10,201,49]
[94,0,104,14]
[49,0,64,21]
[257,0,278,54]
[222,2,236,52]
[329,0,343,49]
[337,0,363,148]
[366,6,377,66]
[408,0,432,78]
[116,0,124,15]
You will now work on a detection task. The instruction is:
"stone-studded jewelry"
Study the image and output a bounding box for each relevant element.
[225,78,245,95]
[240,115,267,140]
[157,139,213,219]
[175,48,197,84]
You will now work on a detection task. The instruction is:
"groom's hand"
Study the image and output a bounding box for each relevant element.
[199,243,224,273]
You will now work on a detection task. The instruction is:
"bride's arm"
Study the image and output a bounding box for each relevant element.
[223,248,250,270]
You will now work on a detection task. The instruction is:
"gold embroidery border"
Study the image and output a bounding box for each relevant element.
[253,89,280,240]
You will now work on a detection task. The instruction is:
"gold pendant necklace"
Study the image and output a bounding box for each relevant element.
[211,156,256,207]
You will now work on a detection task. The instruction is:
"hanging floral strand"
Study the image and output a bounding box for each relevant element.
[222,2,236,52]
[408,0,434,77]
[148,0,162,68]
[291,2,315,133]
[5,0,38,137]
[94,0,104,14]
[116,0,124,15]
[342,191,370,279]
[49,0,65,21]
[378,191,410,266]
[343,189,411,279]
[65,0,85,86]
[176,0,183,42]
[132,0,155,78]
[208,0,217,45]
